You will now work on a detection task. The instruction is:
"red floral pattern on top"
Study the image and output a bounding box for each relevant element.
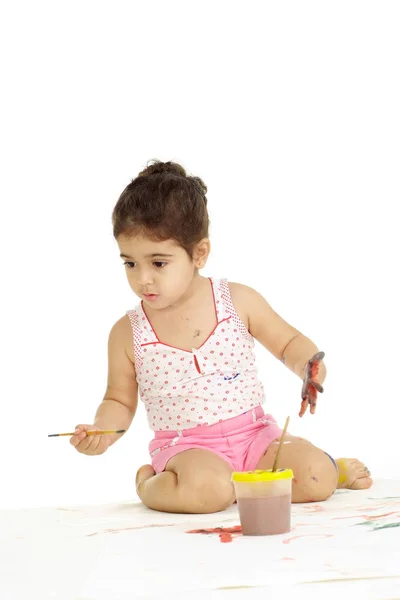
[126,278,265,431]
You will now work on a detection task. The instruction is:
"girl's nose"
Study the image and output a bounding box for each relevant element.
[138,271,154,286]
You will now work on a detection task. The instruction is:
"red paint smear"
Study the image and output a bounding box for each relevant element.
[332,511,399,521]
[186,525,242,543]
[362,512,399,519]
[311,362,319,379]
[283,534,333,544]
[303,504,324,512]
[293,478,298,484]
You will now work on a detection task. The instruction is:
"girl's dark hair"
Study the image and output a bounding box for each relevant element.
[112,159,209,257]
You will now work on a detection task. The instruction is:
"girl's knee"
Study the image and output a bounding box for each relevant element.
[181,477,235,513]
[292,446,338,502]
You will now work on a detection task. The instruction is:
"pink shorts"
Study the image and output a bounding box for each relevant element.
[149,406,283,473]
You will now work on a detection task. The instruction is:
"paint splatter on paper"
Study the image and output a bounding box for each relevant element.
[186,525,242,543]
[372,522,400,531]
[86,523,175,537]
[282,534,333,544]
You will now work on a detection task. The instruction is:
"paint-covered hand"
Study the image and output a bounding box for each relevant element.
[70,424,111,456]
[299,351,325,417]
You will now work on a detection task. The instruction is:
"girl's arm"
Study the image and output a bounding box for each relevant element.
[94,315,138,447]
[280,334,327,384]
[230,283,326,384]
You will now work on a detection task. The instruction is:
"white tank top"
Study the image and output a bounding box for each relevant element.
[127,277,265,432]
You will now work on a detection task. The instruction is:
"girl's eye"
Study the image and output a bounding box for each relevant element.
[123,261,166,269]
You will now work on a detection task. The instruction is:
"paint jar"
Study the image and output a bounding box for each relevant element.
[231,469,293,535]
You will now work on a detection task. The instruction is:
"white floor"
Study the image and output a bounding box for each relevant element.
[1,479,400,600]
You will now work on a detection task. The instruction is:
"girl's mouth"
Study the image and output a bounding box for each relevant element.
[143,294,158,301]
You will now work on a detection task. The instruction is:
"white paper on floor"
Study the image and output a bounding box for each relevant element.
[77,479,400,599]
[1,480,400,600]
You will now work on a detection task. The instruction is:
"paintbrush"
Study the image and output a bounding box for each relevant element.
[48,429,126,437]
[272,416,290,472]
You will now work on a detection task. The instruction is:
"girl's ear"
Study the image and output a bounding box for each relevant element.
[193,238,211,268]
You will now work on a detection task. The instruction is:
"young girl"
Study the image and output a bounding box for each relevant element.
[71,160,372,514]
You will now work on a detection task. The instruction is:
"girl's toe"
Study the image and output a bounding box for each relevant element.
[350,475,373,490]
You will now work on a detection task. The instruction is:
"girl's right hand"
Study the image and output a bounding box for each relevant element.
[70,424,110,456]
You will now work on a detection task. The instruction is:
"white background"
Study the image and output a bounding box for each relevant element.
[0,1,399,509]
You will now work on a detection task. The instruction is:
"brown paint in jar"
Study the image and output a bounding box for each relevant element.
[232,469,293,536]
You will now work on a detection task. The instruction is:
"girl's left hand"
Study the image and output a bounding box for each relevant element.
[299,351,325,417]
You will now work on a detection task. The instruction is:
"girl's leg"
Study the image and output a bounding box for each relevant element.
[136,448,235,514]
[255,434,372,503]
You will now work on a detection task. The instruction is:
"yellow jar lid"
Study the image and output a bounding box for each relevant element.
[231,469,293,482]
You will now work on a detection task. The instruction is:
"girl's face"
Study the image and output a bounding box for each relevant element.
[117,234,209,310]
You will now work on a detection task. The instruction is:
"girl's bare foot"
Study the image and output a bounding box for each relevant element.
[335,458,373,490]
[135,464,156,496]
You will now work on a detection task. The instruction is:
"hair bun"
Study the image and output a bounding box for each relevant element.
[138,159,208,200]
[139,160,186,178]
[189,176,208,197]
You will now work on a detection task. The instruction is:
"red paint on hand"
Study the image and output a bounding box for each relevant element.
[299,351,325,416]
